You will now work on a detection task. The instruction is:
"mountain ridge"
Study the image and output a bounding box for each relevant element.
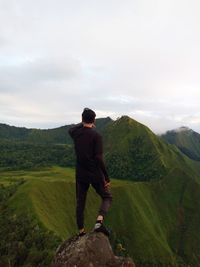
[1,115,200,182]
[160,126,200,161]
[0,116,113,144]
[2,165,200,267]
[1,115,200,266]
[101,115,200,181]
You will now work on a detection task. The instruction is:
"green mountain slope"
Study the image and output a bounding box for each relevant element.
[1,115,200,184]
[160,127,200,161]
[0,117,112,170]
[1,166,200,267]
[0,117,112,144]
[102,116,200,181]
[0,139,75,171]
[1,116,200,266]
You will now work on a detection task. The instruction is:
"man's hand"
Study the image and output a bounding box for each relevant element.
[104,180,111,189]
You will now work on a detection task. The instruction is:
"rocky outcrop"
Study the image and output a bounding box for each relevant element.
[51,231,135,267]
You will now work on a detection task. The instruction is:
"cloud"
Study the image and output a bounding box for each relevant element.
[0,56,82,92]
[0,36,7,47]
[0,0,200,133]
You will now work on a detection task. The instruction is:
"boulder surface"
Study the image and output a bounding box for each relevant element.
[51,231,135,267]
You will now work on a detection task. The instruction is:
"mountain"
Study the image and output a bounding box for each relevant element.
[0,117,112,171]
[1,115,200,183]
[1,116,200,266]
[160,126,200,161]
[0,116,113,144]
[1,166,200,267]
[102,116,200,181]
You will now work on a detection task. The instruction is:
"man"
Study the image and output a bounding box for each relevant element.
[68,108,113,237]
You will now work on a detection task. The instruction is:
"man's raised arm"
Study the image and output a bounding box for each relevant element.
[68,122,83,139]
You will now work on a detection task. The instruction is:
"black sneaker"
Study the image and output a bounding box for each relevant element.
[77,231,86,237]
[94,223,110,237]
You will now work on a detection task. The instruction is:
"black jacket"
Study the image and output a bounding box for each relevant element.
[68,122,110,183]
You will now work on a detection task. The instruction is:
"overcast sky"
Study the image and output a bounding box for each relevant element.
[0,0,200,134]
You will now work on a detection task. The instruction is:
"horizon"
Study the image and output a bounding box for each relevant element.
[1,115,199,135]
[1,1,200,133]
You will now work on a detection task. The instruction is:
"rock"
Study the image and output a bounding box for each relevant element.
[51,231,135,267]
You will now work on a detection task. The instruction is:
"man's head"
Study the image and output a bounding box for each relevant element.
[82,108,96,124]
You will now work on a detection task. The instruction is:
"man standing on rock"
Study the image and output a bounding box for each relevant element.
[68,108,113,237]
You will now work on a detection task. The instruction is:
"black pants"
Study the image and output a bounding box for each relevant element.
[75,178,113,229]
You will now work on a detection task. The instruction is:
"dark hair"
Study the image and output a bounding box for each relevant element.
[82,108,96,123]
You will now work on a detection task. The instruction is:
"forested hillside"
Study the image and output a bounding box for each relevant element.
[1,166,200,267]
[0,117,112,144]
[160,127,200,161]
[0,116,200,266]
[1,116,200,183]
[102,116,200,181]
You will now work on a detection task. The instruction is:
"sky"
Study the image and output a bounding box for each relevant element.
[0,0,200,134]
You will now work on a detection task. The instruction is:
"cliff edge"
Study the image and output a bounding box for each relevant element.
[51,231,135,267]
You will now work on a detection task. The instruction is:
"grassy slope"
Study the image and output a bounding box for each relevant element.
[161,129,200,161]
[0,117,113,144]
[1,166,199,266]
[103,116,200,182]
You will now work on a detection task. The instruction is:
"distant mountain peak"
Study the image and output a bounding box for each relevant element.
[161,125,200,161]
[116,115,131,121]
[96,116,113,121]
[120,115,131,120]
[116,115,140,125]
[173,126,191,133]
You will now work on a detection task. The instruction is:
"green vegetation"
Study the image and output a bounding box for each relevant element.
[161,127,200,161]
[0,166,200,267]
[0,179,61,267]
[0,117,112,171]
[2,115,200,184]
[0,116,200,266]
[0,117,112,144]
[103,116,200,181]
[0,140,75,170]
